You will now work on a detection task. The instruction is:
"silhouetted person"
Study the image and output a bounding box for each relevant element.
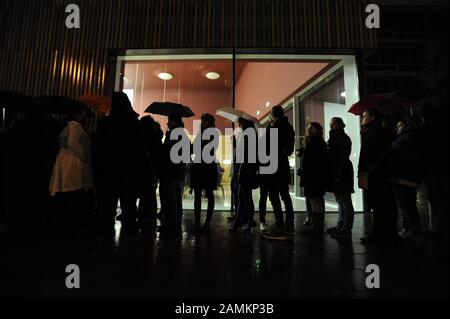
[358,108,398,244]
[190,113,218,232]
[420,101,449,238]
[267,105,295,233]
[137,115,163,230]
[4,106,59,235]
[230,118,259,233]
[297,122,329,236]
[158,114,187,234]
[95,92,142,242]
[387,117,424,239]
[228,135,239,221]
[49,108,94,238]
[258,121,271,232]
[326,117,355,239]
[0,125,7,229]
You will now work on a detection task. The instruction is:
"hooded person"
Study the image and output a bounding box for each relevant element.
[95,92,143,241]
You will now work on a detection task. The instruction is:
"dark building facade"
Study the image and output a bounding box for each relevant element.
[1,0,378,98]
[1,0,447,103]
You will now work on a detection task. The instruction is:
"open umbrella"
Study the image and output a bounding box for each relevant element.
[78,95,111,113]
[216,107,262,128]
[348,92,414,116]
[0,90,36,111]
[36,95,93,116]
[145,101,195,118]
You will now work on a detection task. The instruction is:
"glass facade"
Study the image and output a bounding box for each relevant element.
[116,53,363,211]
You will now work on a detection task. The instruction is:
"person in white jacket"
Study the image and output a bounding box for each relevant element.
[49,108,94,236]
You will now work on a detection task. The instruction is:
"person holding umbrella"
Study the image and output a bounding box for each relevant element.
[190,113,219,233]
[3,93,60,234]
[145,101,195,235]
[358,108,398,244]
[158,114,189,234]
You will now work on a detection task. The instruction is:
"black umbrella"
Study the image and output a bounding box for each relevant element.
[0,90,36,111]
[145,101,195,118]
[36,95,93,116]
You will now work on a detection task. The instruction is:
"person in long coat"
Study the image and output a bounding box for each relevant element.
[326,117,355,239]
[49,107,94,237]
[190,113,218,232]
[137,115,163,230]
[5,107,60,234]
[297,122,330,236]
[230,117,259,232]
[158,114,187,234]
[358,108,398,244]
[387,117,425,238]
[95,92,142,241]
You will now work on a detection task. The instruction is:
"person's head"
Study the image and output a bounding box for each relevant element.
[237,117,254,130]
[396,118,409,135]
[68,108,89,126]
[361,108,382,126]
[201,113,215,129]
[306,122,323,138]
[271,105,284,122]
[111,92,138,118]
[168,114,184,130]
[140,115,156,132]
[330,117,346,130]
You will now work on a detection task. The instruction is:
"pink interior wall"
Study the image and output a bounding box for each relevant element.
[132,89,232,133]
[235,62,329,120]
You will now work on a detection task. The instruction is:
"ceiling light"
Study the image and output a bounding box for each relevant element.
[265,101,270,107]
[256,110,261,116]
[158,72,173,80]
[205,72,220,80]
[340,91,346,98]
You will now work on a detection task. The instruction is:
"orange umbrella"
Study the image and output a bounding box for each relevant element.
[78,95,111,113]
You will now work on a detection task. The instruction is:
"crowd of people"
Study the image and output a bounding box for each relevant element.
[0,92,448,246]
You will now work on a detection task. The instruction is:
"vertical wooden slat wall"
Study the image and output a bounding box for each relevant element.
[0,0,377,98]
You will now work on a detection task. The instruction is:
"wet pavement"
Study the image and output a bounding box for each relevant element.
[0,212,448,299]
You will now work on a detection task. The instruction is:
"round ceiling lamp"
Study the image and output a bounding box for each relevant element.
[205,72,220,80]
[158,72,173,80]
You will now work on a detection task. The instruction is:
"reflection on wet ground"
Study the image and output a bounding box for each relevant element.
[0,212,447,299]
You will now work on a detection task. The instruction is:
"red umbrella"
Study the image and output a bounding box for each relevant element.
[348,93,414,116]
